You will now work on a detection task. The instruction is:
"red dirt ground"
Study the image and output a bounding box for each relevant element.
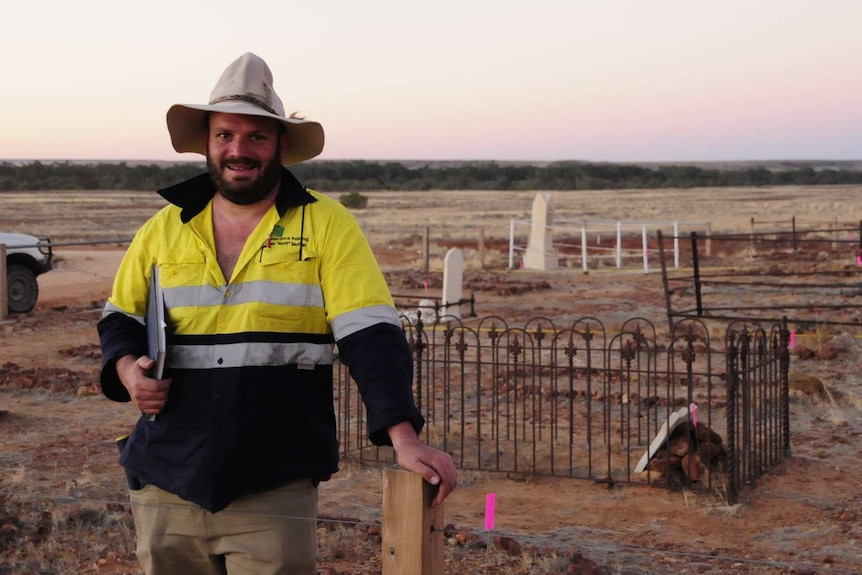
[2,247,861,574]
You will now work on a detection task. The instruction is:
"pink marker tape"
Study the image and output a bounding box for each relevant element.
[790,329,796,349]
[423,280,429,294]
[690,402,698,427]
[485,493,496,531]
[857,255,861,267]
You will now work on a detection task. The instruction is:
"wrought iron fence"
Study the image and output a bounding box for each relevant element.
[334,314,790,503]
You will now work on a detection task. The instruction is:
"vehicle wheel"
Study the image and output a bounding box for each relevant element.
[7,264,39,313]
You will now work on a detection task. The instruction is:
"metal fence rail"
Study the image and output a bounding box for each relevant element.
[658,223,862,331]
[334,314,790,503]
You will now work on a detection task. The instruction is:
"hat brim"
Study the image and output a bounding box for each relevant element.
[166,101,324,165]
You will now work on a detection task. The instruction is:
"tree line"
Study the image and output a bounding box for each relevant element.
[2,160,862,192]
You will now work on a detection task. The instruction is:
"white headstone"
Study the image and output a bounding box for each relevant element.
[416,298,437,323]
[634,406,691,473]
[522,193,559,270]
[442,248,464,319]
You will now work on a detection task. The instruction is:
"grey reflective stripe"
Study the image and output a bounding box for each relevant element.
[102,303,144,324]
[330,305,401,340]
[163,284,220,308]
[166,341,334,370]
[164,281,324,309]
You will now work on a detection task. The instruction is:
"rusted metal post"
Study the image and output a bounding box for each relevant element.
[382,469,444,575]
[690,232,703,317]
[657,230,674,334]
[412,314,427,414]
[779,317,792,458]
[740,330,752,485]
[725,331,739,504]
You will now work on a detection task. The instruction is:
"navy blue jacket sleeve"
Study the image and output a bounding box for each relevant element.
[97,312,148,402]
[336,322,425,445]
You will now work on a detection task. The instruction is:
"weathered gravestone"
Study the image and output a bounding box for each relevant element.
[442,248,463,319]
[522,192,559,270]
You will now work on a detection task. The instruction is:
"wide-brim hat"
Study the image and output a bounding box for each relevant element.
[166,52,324,165]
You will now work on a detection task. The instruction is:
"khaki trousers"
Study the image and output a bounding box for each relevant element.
[129,479,318,575]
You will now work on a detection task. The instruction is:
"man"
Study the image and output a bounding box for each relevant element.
[98,52,456,575]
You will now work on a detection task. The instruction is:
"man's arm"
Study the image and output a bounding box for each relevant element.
[337,322,457,505]
[337,322,425,443]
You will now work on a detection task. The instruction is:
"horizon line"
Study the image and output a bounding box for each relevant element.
[4,158,862,166]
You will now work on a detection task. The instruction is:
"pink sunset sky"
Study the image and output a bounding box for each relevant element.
[3,0,861,164]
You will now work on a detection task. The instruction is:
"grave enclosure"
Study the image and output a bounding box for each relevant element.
[334,311,789,504]
[331,194,862,504]
[337,215,791,503]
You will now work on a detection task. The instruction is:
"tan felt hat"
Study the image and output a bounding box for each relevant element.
[166,52,324,165]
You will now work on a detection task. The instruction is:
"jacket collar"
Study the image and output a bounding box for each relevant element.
[157,167,317,223]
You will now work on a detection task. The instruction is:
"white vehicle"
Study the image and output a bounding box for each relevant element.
[0,233,53,313]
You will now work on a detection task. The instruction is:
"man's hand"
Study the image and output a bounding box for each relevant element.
[116,354,171,415]
[388,421,457,508]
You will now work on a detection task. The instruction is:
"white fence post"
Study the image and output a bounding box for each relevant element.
[642,225,649,274]
[616,221,622,268]
[509,215,710,273]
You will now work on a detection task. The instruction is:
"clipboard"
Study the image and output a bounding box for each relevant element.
[146,265,166,425]
[146,264,166,379]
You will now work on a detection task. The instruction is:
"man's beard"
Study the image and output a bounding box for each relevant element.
[206,147,282,206]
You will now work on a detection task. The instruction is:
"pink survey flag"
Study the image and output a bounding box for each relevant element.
[485,493,496,531]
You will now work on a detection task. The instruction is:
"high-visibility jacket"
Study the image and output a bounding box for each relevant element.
[98,168,423,512]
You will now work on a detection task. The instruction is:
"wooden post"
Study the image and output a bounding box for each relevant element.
[0,244,6,321]
[382,468,444,575]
